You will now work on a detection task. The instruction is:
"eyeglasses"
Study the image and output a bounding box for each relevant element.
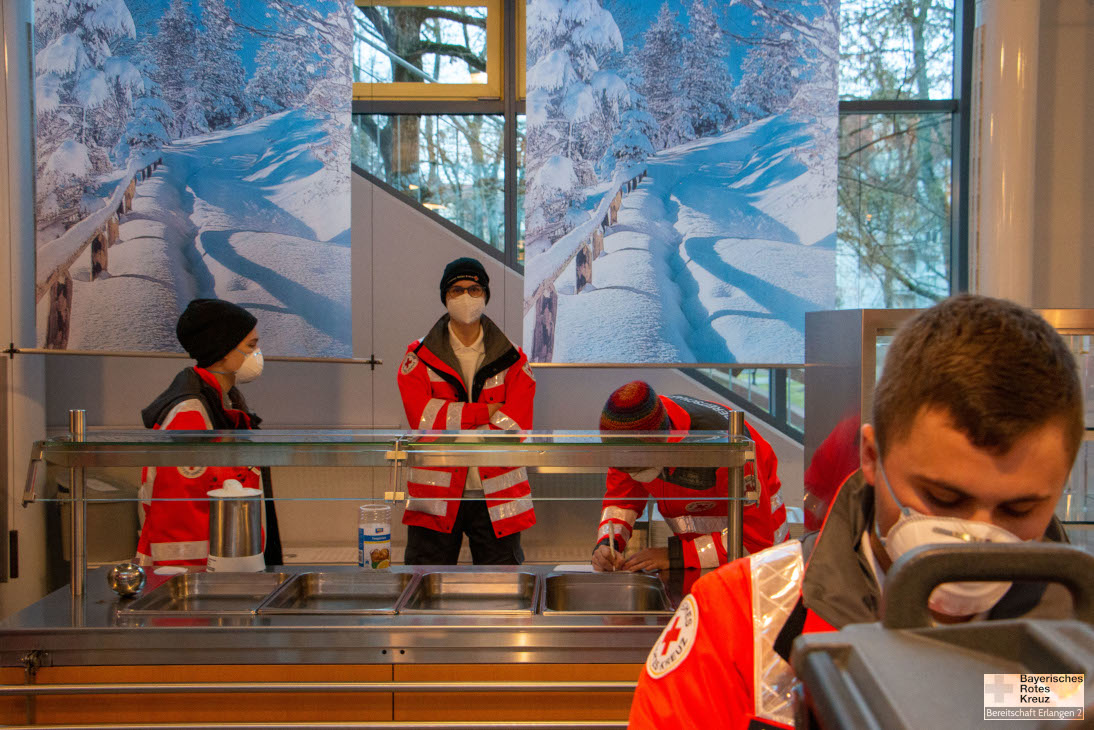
[446,284,485,299]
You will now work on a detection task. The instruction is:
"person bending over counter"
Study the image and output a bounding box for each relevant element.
[137,298,279,567]
[629,295,1083,729]
[397,257,536,565]
[591,381,787,573]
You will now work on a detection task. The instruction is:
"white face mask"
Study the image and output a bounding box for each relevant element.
[626,467,663,483]
[233,348,264,383]
[875,458,1024,617]
[447,294,485,325]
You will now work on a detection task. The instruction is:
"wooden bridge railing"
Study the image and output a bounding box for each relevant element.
[37,156,162,348]
[523,166,647,362]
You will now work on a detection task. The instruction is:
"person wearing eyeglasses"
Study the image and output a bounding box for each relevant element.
[396,257,536,564]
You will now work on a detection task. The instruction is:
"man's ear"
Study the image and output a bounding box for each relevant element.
[860,424,879,486]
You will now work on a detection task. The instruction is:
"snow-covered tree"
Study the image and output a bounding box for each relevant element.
[198,0,251,129]
[303,5,353,168]
[525,0,623,246]
[118,95,173,158]
[34,0,137,231]
[206,0,352,164]
[727,0,838,123]
[637,4,692,149]
[726,0,838,207]
[246,40,311,115]
[149,0,209,137]
[596,106,656,179]
[733,39,802,122]
[681,0,732,137]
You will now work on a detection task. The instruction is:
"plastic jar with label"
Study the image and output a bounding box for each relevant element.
[358,503,392,570]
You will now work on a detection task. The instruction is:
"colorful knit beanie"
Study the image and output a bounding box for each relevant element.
[599,381,670,431]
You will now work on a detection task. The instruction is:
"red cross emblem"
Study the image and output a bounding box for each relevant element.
[660,616,682,656]
[646,595,698,679]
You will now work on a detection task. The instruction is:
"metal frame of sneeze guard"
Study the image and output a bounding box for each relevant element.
[28,413,755,597]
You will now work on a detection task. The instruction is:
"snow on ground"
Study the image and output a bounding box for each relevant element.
[540,113,835,363]
[54,109,350,356]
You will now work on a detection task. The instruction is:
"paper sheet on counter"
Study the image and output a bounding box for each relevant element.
[551,564,597,572]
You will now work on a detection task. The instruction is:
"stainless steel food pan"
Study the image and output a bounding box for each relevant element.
[539,572,673,615]
[119,572,290,615]
[256,571,413,615]
[397,571,538,614]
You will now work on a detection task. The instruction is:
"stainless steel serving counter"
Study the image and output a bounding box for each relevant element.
[0,565,685,668]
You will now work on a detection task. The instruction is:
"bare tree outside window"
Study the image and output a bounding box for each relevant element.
[353,114,507,251]
[837,0,955,308]
[353,6,488,193]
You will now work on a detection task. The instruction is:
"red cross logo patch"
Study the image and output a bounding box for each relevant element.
[646,594,699,678]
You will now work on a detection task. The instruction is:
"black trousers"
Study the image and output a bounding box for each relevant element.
[404,498,524,565]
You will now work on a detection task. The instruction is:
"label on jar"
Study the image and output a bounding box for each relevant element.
[358,522,391,569]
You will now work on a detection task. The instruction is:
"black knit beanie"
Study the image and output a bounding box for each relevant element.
[176,299,258,368]
[439,257,490,304]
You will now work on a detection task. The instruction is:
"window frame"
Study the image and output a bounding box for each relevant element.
[353,0,504,102]
[354,0,524,269]
[837,0,973,299]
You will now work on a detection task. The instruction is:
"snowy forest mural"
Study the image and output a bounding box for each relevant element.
[523,0,838,364]
[33,0,351,356]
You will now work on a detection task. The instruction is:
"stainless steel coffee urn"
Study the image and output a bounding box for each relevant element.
[206,479,265,572]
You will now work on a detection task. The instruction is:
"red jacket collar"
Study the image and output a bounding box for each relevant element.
[192,367,252,427]
[661,395,691,433]
[193,367,224,395]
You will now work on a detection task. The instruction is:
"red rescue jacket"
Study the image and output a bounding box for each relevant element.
[597,395,786,569]
[136,367,263,566]
[628,471,1074,729]
[396,315,536,537]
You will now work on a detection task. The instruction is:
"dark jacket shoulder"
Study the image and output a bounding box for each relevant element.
[801,470,1073,628]
[141,368,257,429]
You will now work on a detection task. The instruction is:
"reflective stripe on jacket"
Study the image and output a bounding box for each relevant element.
[397,314,536,537]
[136,368,263,566]
[597,395,787,569]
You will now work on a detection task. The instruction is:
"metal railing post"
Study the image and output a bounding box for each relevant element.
[726,410,745,562]
[69,409,86,597]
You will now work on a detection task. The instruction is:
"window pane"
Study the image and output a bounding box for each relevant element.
[352,114,505,250]
[839,0,955,100]
[516,114,526,266]
[837,113,951,308]
[353,5,489,84]
[787,368,805,431]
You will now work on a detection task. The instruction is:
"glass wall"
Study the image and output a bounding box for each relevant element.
[353,5,491,85]
[836,0,963,308]
[838,113,952,308]
[352,114,507,250]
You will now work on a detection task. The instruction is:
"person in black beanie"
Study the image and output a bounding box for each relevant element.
[397,257,537,564]
[135,299,281,567]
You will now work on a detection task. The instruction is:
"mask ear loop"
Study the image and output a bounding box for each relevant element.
[208,348,259,377]
[872,445,912,545]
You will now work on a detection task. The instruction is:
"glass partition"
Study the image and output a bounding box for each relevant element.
[28,428,763,605]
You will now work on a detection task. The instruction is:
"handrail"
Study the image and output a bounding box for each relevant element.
[36,151,164,348]
[523,164,647,361]
[36,151,161,301]
[523,164,646,312]
[0,722,624,730]
[5,346,381,366]
[0,680,638,696]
